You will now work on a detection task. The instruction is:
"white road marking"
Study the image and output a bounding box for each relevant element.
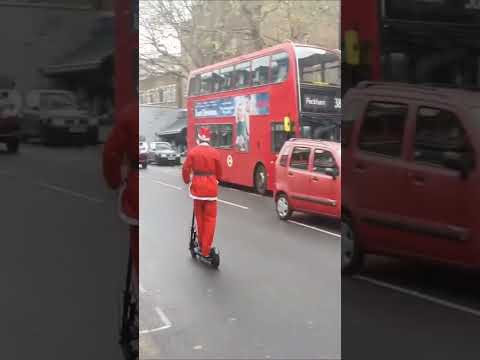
[38,183,105,203]
[150,178,249,210]
[193,345,203,350]
[139,283,146,294]
[288,220,341,238]
[152,180,182,191]
[354,275,480,318]
[218,199,249,210]
[139,306,172,334]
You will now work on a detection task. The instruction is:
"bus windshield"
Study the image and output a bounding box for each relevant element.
[295,47,340,86]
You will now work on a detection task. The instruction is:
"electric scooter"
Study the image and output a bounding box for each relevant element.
[189,211,220,269]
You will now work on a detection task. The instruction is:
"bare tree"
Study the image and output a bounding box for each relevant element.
[140,0,339,80]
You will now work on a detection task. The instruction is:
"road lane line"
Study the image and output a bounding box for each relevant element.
[288,220,340,238]
[38,183,105,203]
[152,180,182,191]
[139,306,172,334]
[354,275,480,318]
[218,199,249,210]
[150,177,250,210]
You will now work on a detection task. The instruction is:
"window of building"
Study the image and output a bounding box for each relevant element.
[358,102,408,157]
[234,61,251,89]
[251,56,270,86]
[270,52,289,83]
[290,146,311,170]
[157,88,164,103]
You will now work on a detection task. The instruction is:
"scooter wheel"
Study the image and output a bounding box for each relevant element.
[190,248,196,259]
[211,253,220,269]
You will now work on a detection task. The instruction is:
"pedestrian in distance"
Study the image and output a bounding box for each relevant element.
[182,127,222,258]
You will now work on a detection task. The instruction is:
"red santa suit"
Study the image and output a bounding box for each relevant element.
[102,102,139,278]
[182,128,222,257]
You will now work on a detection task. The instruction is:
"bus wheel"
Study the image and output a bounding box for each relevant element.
[254,164,267,195]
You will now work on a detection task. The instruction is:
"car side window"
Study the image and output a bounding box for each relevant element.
[414,107,474,168]
[290,146,311,170]
[313,149,337,174]
[358,101,408,157]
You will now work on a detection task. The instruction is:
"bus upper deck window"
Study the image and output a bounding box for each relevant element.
[220,66,234,91]
[234,61,251,89]
[212,70,222,93]
[271,52,289,83]
[252,56,270,86]
[189,75,201,96]
[200,72,213,94]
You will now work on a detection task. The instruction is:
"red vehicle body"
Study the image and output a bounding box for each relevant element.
[186,42,341,194]
[342,82,480,273]
[342,0,480,92]
[274,138,340,220]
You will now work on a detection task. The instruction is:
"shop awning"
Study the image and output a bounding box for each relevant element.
[157,109,187,136]
[43,15,114,75]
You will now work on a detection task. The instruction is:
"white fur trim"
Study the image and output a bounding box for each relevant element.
[117,182,139,226]
[188,183,217,201]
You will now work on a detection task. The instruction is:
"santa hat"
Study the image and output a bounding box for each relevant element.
[198,127,211,142]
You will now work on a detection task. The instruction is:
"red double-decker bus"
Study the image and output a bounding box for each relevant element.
[342,0,480,93]
[186,42,341,194]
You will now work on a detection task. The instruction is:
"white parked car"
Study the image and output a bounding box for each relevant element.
[21,90,92,145]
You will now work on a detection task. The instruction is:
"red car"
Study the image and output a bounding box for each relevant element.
[274,138,341,220]
[0,93,20,153]
[342,82,480,274]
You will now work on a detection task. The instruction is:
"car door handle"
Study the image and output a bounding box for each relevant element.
[408,172,425,185]
[288,171,294,176]
[354,162,366,171]
[312,176,319,181]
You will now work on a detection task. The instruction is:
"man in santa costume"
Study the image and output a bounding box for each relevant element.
[102,101,139,283]
[182,127,222,258]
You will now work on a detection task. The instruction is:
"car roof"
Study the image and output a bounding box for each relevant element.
[286,138,340,151]
[346,82,480,108]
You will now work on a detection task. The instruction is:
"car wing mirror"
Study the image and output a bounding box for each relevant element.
[442,152,472,179]
[323,167,339,179]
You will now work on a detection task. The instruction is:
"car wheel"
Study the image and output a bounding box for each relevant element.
[254,164,267,195]
[7,140,19,153]
[341,214,364,275]
[276,194,292,220]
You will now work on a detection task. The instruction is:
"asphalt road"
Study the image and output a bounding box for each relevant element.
[343,256,480,360]
[139,164,342,359]
[0,142,128,359]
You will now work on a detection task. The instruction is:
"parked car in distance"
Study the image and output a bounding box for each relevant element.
[0,90,20,153]
[274,138,341,221]
[139,141,148,169]
[149,141,181,165]
[21,89,90,145]
[342,81,480,275]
